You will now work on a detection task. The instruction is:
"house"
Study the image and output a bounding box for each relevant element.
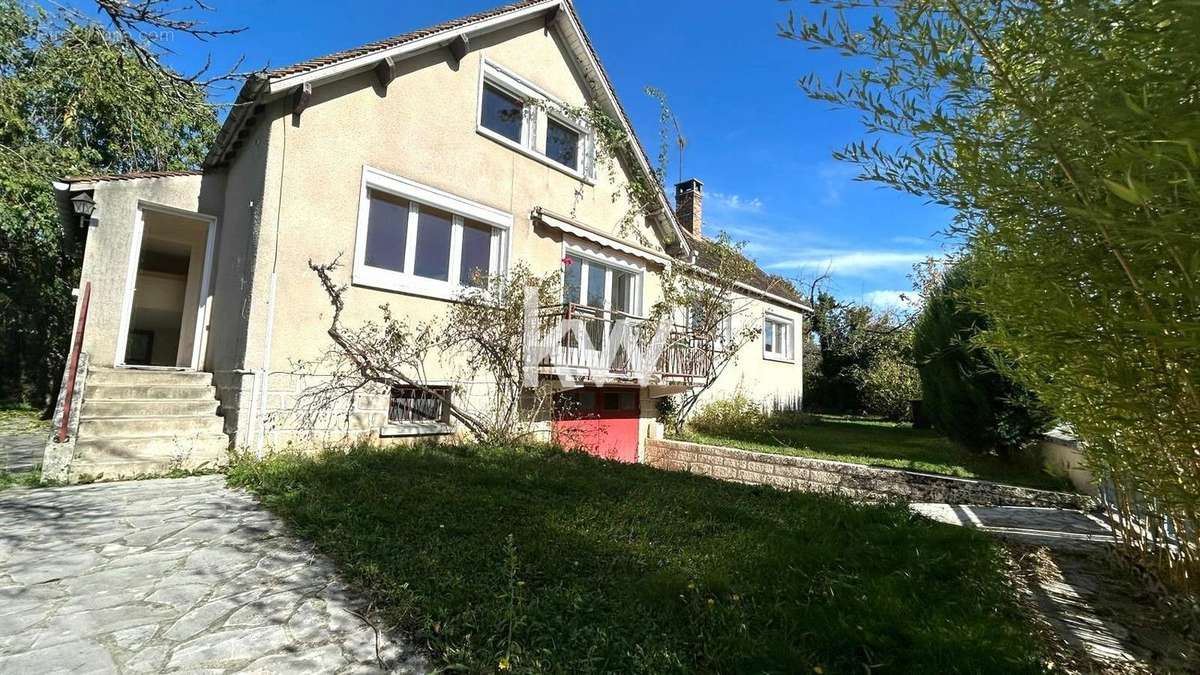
[42,0,810,482]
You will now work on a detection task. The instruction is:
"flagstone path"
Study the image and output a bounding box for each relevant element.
[0,475,427,674]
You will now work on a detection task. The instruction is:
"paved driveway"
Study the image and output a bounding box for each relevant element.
[0,476,426,674]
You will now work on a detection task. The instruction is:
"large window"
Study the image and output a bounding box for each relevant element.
[354,168,511,300]
[763,315,794,362]
[477,60,594,180]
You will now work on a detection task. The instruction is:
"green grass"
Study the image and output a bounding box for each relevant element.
[680,414,1068,492]
[0,405,50,434]
[229,444,1047,674]
[0,469,42,491]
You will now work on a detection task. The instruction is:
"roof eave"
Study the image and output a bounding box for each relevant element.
[266,0,560,96]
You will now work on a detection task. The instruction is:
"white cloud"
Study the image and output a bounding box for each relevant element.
[766,249,933,275]
[707,191,764,213]
[862,289,918,311]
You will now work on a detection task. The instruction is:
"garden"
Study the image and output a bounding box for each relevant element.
[229,443,1048,674]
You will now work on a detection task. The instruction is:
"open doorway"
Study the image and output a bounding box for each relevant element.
[117,205,215,369]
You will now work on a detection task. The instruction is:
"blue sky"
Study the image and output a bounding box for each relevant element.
[67,0,957,308]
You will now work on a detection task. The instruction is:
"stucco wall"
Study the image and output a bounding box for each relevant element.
[697,296,805,412]
[76,174,224,368]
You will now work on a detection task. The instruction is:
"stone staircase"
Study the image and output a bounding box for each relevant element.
[69,367,230,480]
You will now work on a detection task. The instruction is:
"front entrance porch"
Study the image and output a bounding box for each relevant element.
[116,204,215,369]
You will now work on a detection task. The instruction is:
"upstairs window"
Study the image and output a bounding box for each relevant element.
[477,60,594,180]
[354,168,511,301]
[546,118,581,170]
[481,83,525,143]
[763,315,794,362]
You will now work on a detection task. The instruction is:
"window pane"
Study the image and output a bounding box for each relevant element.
[612,271,633,314]
[563,256,582,304]
[413,206,452,281]
[618,391,637,410]
[546,118,579,170]
[586,263,605,309]
[363,190,409,273]
[764,320,775,352]
[460,219,493,288]
[482,83,523,143]
[578,390,596,410]
[602,392,620,410]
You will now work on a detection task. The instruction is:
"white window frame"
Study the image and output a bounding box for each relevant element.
[762,313,795,363]
[477,59,595,183]
[353,166,512,301]
[562,242,645,317]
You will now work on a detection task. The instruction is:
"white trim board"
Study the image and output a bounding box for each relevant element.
[266,1,561,95]
[352,165,513,302]
[115,201,218,370]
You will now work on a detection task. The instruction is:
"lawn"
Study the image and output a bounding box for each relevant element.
[0,405,47,490]
[679,414,1068,492]
[229,444,1047,673]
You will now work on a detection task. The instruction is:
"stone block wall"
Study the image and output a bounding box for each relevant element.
[645,438,1089,509]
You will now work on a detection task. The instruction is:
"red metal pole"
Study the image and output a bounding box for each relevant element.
[57,282,91,443]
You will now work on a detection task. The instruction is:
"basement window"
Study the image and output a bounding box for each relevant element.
[382,385,455,438]
[389,385,452,424]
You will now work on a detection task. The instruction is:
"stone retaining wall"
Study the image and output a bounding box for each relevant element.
[646,438,1089,509]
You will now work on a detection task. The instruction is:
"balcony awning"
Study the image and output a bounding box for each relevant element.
[532,207,672,267]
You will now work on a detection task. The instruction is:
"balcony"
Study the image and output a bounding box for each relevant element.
[527,303,715,385]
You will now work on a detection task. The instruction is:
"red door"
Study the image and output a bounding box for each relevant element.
[552,388,640,462]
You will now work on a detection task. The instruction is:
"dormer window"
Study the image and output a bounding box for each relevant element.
[477,60,594,181]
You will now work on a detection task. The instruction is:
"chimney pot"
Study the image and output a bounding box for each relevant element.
[675,178,703,238]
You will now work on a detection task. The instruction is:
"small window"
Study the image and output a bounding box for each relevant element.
[763,316,794,361]
[389,386,451,424]
[481,83,524,143]
[546,118,580,170]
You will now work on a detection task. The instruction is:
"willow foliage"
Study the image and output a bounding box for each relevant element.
[783,0,1199,587]
[0,2,217,405]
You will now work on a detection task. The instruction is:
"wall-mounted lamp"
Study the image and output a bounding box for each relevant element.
[70,191,95,222]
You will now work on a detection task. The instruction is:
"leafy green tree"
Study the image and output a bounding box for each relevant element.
[782,0,1199,585]
[0,1,217,407]
[914,264,1052,454]
[806,291,917,420]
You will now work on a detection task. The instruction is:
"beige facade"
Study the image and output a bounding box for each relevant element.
[54,0,808,461]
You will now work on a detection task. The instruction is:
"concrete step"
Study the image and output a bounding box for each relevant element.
[74,433,230,465]
[78,415,226,439]
[87,368,214,387]
[81,398,220,418]
[84,384,217,401]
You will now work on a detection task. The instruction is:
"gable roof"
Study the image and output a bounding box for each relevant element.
[205,0,691,257]
[683,233,812,312]
[266,1,545,80]
[60,170,202,185]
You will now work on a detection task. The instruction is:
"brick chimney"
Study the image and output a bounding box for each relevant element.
[675,178,703,238]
